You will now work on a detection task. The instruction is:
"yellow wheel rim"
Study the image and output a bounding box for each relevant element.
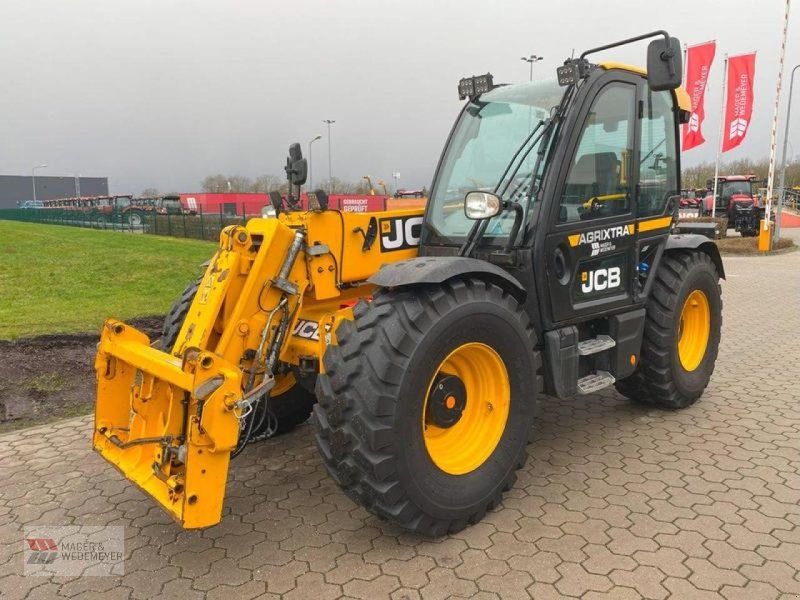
[422,343,510,475]
[677,290,711,372]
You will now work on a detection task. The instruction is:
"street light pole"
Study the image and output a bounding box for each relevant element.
[520,54,543,80]
[31,164,48,204]
[776,63,800,240]
[322,119,335,191]
[308,135,322,189]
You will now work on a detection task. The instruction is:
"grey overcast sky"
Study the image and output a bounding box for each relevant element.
[1,0,797,194]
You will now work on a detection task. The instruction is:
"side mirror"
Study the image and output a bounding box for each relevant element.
[647,36,682,91]
[285,143,308,186]
[289,142,303,162]
[464,191,502,220]
[291,159,307,186]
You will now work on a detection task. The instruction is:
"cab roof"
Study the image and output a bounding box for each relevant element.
[598,62,691,112]
[717,175,757,181]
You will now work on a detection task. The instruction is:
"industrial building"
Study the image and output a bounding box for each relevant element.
[0,175,108,209]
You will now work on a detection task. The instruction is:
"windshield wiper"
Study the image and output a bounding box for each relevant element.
[493,119,545,195]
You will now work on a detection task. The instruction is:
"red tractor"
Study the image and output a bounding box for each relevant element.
[679,188,701,208]
[700,175,765,237]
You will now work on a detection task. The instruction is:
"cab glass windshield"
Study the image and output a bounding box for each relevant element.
[720,181,753,198]
[427,79,564,243]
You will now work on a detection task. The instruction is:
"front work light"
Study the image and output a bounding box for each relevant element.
[458,73,494,100]
[307,190,329,211]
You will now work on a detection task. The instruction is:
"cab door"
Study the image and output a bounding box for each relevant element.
[543,74,641,324]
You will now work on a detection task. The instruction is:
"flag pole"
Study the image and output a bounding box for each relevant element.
[764,0,792,249]
[683,43,688,79]
[712,54,728,220]
[682,43,688,152]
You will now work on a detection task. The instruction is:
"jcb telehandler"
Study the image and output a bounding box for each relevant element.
[94,31,724,535]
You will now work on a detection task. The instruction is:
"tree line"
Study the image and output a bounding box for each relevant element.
[199,174,391,195]
[682,158,800,191]
[140,158,799,198]
[200,159,800,196]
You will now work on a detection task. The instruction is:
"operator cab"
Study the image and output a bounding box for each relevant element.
[421,31,691,332]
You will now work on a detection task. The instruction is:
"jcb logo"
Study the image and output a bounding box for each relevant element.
[292,319,320,341]
[581,267,621,294]
[379,216,423,252]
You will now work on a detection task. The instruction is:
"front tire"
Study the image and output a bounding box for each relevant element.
[313,278,540,536]
[615,251,722,409]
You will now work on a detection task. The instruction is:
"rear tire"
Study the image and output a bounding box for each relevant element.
[615,250,722,409]
[161,278,202,354]
[160,276,315,438]
[250,382,316,439]
[128,210,144,226]
[313,278,541,536]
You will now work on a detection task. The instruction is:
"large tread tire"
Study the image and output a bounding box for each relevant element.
[160,276,315,438]
[252,383,317,439]
[614,250,722,409]
[313,278,542,536]
[161,277,202,354]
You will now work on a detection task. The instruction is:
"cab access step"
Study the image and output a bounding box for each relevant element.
[545,309,645,398]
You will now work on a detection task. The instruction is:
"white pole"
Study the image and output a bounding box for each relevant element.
[682,43,688,82]
[765,0,792,246]
[777,64,799,239]
[323,119,335,190]
[711,55,728,220]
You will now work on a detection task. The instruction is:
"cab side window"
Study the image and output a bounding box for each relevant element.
[638,86,678,217]
[559,83,635,223]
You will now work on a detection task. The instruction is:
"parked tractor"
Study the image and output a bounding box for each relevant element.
[700,175,766,236]
[93,31,724,534]
[679,188,702,208]
[90,195,146,226]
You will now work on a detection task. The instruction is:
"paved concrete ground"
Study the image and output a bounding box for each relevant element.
[1,251,799,600]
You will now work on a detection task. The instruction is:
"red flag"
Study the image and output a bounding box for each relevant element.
[722,53,756,153]
[682,41,716,150]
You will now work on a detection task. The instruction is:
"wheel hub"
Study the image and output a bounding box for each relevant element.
[677,289,711,372]
[421,342,510,475]
[426,375,467,428]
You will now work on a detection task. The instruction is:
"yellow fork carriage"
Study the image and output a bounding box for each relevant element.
[93,208,423,527]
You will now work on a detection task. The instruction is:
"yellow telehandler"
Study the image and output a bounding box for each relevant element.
[93,31,724,535]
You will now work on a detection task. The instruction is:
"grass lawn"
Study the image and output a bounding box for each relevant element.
[0,221,214,339]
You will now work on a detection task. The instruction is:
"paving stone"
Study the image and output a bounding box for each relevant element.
[1,253,799,598]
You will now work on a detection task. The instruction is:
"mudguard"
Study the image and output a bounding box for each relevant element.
[666,234,725,279]
[368,256,527,301]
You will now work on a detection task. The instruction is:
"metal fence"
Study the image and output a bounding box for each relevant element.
[0,206,257,241]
